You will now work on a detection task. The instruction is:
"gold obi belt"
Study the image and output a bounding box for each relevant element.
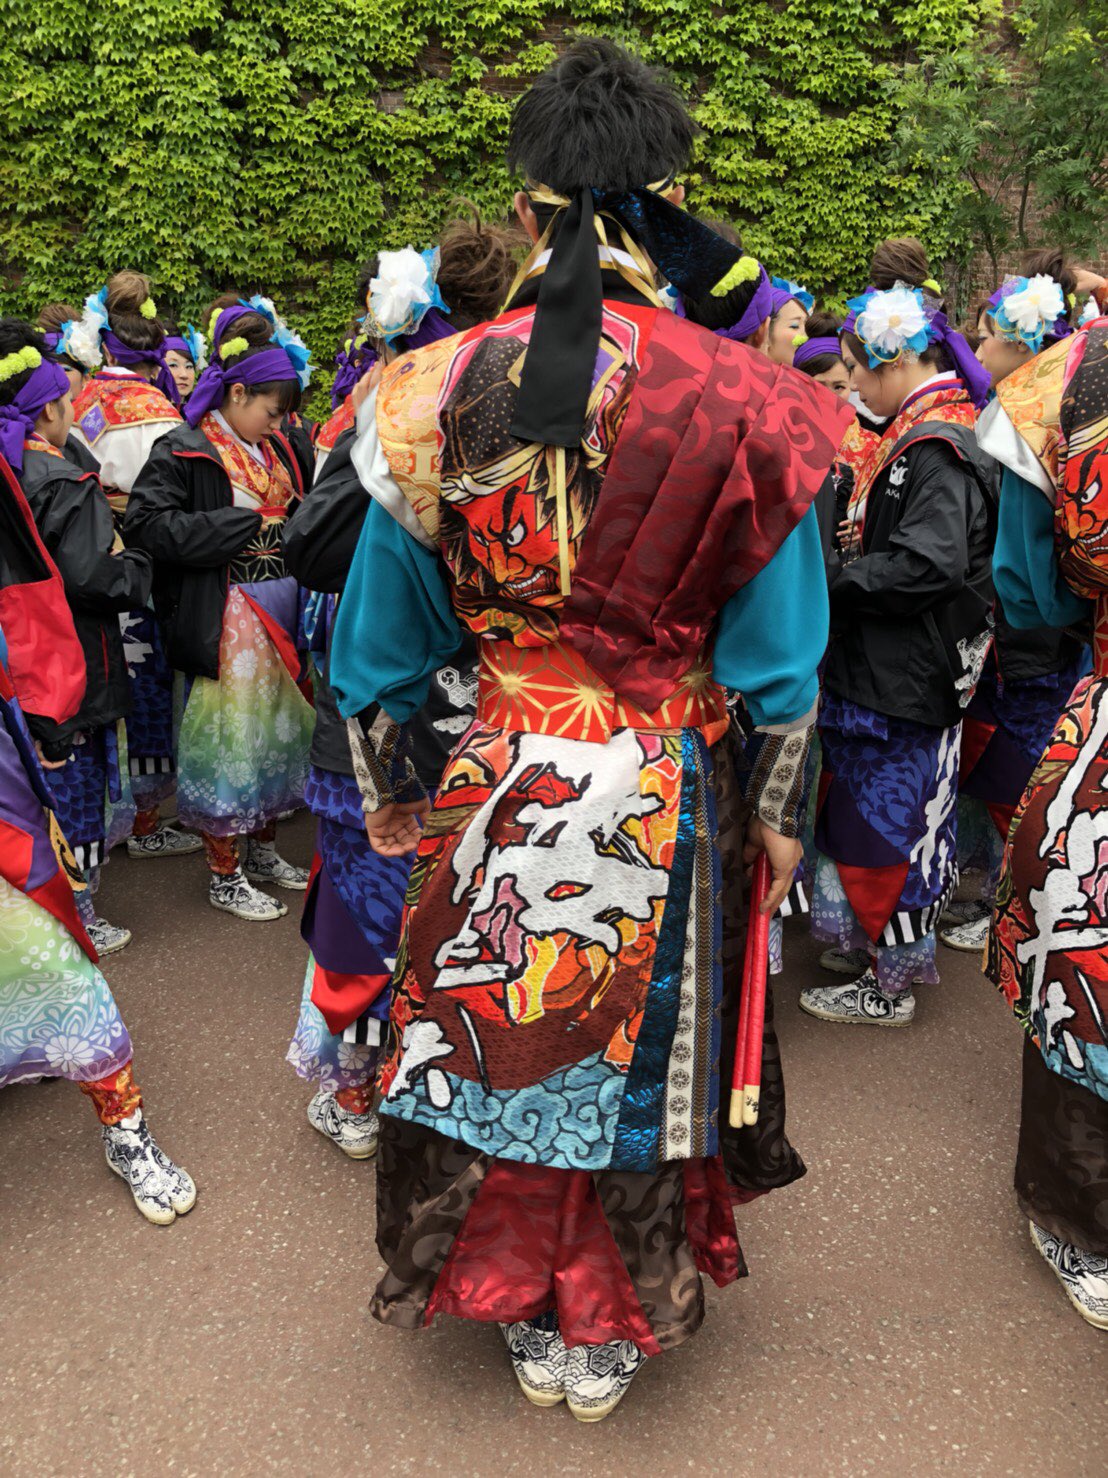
[476,639,729,745]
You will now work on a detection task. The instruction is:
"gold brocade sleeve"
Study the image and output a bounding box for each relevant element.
[375,335,461,546]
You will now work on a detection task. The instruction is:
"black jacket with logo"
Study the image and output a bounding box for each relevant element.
[124,422,304,680]
[19,445,151,754]
[823,419,998,728]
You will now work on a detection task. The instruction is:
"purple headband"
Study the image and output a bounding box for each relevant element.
[163,335,191,359]
[102,330,181,408]
[185,345,299,427]
[768,286,801,317]
[843,289,991,409]
[210,304,254,350]
[674,266,775,343]
[0,358,71,472]
[792,336,842,370]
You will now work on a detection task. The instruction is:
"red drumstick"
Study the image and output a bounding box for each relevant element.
[741,853,772,1126]
[729,852,772,1128]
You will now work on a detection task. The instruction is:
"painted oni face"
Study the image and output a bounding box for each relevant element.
[463,478,562,605]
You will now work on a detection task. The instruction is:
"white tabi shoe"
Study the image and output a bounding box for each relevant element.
[500,1317,570,1407]
[102,1110,197,1225]
[87,917,132,956]
[1030,1222,1108,1330]
[940,911,991,953]
[208,870,287,921]
[799,970,915,1026]
[244,839,310,891]
[307,1091,379,1159]
[126,825,203,859]
[818,945,872,976]
[564,1339,647,1422]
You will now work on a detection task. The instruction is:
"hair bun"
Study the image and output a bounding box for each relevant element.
[106,269,153,316]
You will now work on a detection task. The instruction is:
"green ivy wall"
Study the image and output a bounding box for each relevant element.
[1,0,990,408]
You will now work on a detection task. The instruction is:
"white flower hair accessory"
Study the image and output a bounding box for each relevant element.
[57,313,103,372]
[364,246,449,344]
[992,274,1067,353]
[849,282,932,367]
[71,286,111,366]
[1079,296,1100,327]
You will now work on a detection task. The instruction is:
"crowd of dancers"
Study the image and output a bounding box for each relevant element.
[1,37,1105,1423]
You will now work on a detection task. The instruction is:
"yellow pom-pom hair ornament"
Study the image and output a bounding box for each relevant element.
[711,256,762,297]
[0,345,43,381]
[792,332,809,349]
[139,297,158,320]
[218,336,250,362]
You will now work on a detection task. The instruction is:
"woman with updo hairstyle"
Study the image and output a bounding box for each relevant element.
[125,295,316,923]
[943,246,1100,956]
[64,270,196,861]
[281,212,517,1159]
[803,240,999,1027]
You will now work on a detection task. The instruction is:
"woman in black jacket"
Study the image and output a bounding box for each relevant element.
[125,304,315,922]
[0,321,152,954]
[803,243,997,1028]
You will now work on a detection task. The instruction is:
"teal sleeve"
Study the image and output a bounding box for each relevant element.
[712,504,828,727]
[993,467,1090,630]
[330,499,463,723]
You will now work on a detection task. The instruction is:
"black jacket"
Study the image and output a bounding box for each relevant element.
[993,606,1085,684]
[282,426,477,785]
[19,446,151,753]
[123,422,303,680]
[63,435,100,475]
[824,421,997,727]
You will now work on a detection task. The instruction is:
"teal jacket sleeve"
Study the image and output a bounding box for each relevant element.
[712,504,828,727]
[993,466,1090,630]
[330,498,463,723]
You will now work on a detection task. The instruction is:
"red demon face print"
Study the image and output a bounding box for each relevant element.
[463,481,562,606]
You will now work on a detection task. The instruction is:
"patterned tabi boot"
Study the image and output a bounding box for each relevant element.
[1030,1222,1108,1330]
[244,838,310,891]
[940,896,990,930]
[500,1315,570,1407]
[127,825,204,859]
[818,945,872,976]
[86,917,133,956]
[209,869,287,921]
[564,1339,647,1422]
[306,1091,379,1159]
[939,909,991,953]
[102,1110,197,1225]
[799,970,915,1026]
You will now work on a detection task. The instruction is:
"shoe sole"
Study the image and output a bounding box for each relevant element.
[517,1381,566,1408]
[105,1155,197,1224]
[1030,1224,1108,1330]
[94,933,132,956]
[308,1117,379,1160]
[939,935,989,953]
[567,1396,626,1422]
[244,871,309,892]
[127,842,204,859]
[798,998,913,1027]
[208,896,286,922]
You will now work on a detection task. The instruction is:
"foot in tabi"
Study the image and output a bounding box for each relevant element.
[306,1091,379,1159]
[86,917,133,956]
[1029,1222,1108,1330]
[500,1316,570,1407]
[208,870,288,921]
[940,910,991,953]
[799,971,916,1026]
[102,1110,197,1226]
[818,945,873,976]
[564,1339,648,1423]
[244,838,310,891]
[940,896,990,930]
[126,825,203,859]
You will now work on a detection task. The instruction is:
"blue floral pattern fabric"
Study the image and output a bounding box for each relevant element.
[0,875,132,1086]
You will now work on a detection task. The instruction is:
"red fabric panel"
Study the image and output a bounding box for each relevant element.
[0,459,86,726]
[683,1157,742,1289]
[309,959,391,1037]
[239,588,302,685]
[987,801,1017,840]
[425,1159,662,1355]
[836,859,910,944]
[560,309,854,709]
[959,713,996,783]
